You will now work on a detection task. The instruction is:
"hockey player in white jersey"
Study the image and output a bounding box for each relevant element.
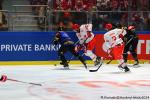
[103,23,130,72]
[72,23,103,66]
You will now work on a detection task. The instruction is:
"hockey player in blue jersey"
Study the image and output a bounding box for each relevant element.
[53,31,87,69]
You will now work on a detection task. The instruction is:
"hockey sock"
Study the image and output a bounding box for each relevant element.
[123,53,128,63]
[131,52,139,62]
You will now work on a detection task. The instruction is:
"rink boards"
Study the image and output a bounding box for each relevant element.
[0,31,149,65]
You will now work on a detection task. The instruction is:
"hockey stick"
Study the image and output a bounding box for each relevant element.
[89,57,114,72]
[7,78,42,86]
[89,61,103,72]
[106,59,113,64]
[67,40,80,64]
[67,36,88,64]
[67,39,88,69]
[124,36,134,46]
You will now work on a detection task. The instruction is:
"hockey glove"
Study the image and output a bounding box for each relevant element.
[0,75,7,82]
[119,34,124,39]
[53,40,58,45]
[75,44,84,52]
[87,31,92,38]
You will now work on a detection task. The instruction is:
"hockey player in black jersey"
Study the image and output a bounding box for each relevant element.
[123,25,139,66]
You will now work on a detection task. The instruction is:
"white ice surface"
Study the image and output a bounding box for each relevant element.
[0,64,150,100]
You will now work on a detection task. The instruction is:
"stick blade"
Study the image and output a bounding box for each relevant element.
[89,70,97,72]
[89,63,103,72]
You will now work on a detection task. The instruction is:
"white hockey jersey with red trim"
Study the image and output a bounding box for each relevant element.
[104,28,126,48]
[76,24,94,44]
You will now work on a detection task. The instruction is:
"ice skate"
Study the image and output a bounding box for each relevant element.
[133,61,139,66]
[118,65,130,72]
[94,57,103,66]
[89,57,103,72]
[60,62,69,69]
[63,63,69,70]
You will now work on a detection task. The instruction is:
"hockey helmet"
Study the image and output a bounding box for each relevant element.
[128,25,135,30]
[72,24,80,30]
[105,23,113,30]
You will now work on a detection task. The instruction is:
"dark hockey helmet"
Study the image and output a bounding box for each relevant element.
[115,23,122,28]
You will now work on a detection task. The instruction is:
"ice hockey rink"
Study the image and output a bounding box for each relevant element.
[0,64,150,100]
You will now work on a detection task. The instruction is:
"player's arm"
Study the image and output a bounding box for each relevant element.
[104,32,114,52]
[103,41,114,60]
[118,29,127,39]
[75,32,87,52]
[53,32,60,45]
[76,32,85,44]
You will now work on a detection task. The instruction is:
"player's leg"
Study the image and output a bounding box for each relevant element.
[58,46,69,68]
[118,60,130,72]
[85,38,103,66]
[123,44,130,63]
[112,44,130,72]
[69,44,87,69]
[130,40,139,66]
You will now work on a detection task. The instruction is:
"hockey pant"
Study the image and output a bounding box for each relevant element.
[84,37,97,61]
[112,43,126,67]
